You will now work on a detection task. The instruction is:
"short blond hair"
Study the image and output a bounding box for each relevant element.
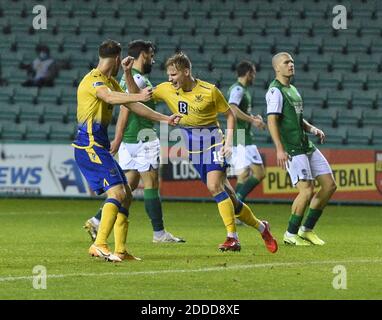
[165,52,192,71]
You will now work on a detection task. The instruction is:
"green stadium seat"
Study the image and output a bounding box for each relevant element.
[55,69,80,87]
[351,91,377,110]
[302,3,330,19]
[118,2,144,19]
[0,87,15,104]
[362,109,382,128]
[51,17,81,35]
[94,1,120,19]
[329,55,356,72]
[177,35,204,54]
[311,108,338,127]
[210,52,236,71]
[0,105,20,123]
[43,104,69,123]
[61,89,77,105]
[1,122,26,140]
[300,88,326,109]
[38,87,62,105]
[325,91,352,109]
[48,0,74,18]
[18,104,44,123]
[190,52,212,71]
[341,73,367,91]
[296,37,322,55]
[1,0,28,17]
[102,19,126,36]
[298,53,330,72]
[346,127,373,145]
[372,128,382,146]
[337,107,363,127]
[67,104,78,123]
[72,1,97,19]
[345,38,372,55]
[78,18,104,36]
[25,122,51,141]
[316,72,343,90]
[292,72,317,90]
[355,54,381,72]
[289,19,312,37]
[215,19,243,37]
[274,35,299,54]
[13,87,39,104]
[365,74,382,91]
[319,126,347,145]
[0,34,16,51]
[50,123,76,141]
[1,66,25,85]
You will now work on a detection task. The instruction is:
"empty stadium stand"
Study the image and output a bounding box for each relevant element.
[0,0,381,147]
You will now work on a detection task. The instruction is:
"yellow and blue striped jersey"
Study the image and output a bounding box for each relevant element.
[73,68,123,149]
[153,79,230,127]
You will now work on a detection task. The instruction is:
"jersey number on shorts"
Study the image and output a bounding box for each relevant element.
[178,101,188,115]
[212,151,224,163]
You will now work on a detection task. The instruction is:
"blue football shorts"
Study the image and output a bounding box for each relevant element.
[182,127,228,184]
[74,145,127,195]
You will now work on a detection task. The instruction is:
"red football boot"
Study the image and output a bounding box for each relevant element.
[218,237,241,252]
[261,221,278,253]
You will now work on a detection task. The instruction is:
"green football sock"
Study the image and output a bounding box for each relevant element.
[144,188,164,232]
[287,213,304,235]
[236,176,260,201]
[235,182,243,194]
[303,208,323,230]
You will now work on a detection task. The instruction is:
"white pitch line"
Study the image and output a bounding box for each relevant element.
[1,258,381,283]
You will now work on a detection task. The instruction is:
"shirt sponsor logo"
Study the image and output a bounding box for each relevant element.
[92,81,105,87]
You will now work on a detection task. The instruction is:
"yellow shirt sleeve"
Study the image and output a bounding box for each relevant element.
[213,86,230,113]
[152,83,166,102]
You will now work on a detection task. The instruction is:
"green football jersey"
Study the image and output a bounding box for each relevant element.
[266,79,315,156]
[119,68,157,143]
[227,82,254,146]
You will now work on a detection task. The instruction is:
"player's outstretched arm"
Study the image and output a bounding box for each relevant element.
[96,86,152,105]
[229,104,265,130]
[123,102,182,126]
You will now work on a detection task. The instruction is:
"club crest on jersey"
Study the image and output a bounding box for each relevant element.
[178,101,188,114]
[195,95,203,103]
[375,151,382,194]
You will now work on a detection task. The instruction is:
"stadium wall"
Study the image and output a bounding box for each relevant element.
[1,143,382,205]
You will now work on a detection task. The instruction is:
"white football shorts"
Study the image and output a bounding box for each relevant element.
[118,138,160,172]
[287,148,333,186]
[230,144,263,174]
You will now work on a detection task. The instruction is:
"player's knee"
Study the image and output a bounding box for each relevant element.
[300,187,314,202]
[108,190,127,204]
[255,171,265,182]
[325,180,337,195]
[207,182,224,195]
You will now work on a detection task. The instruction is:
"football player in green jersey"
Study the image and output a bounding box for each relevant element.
[227,61,267,226]
[267,52,337,246]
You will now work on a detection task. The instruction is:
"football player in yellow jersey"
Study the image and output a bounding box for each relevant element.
[125,52,278,253]
[73,40,181,262]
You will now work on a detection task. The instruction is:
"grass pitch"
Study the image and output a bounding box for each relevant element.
[0,199,381,300]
